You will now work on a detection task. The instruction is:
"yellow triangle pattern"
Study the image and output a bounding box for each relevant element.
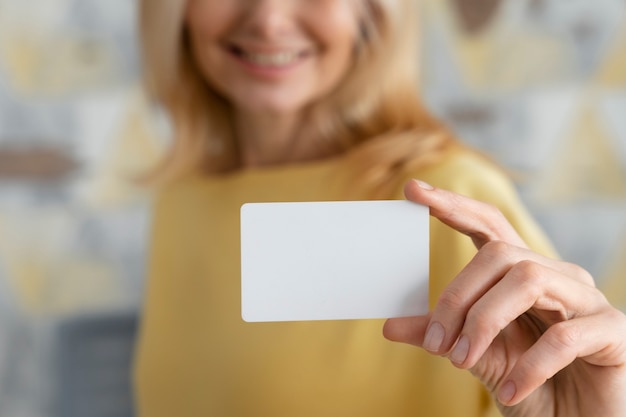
[1,36,40,93]
[85,89,166,207]
[423,0,572,91]
[594,24,626,87]
[601,236,626,309]
[535,99,626,203]
[421,0,494,89]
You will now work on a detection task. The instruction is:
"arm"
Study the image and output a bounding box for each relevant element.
[384,179,626,417]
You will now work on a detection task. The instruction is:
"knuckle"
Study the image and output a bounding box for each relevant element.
[437,285,467,311]
[589,288,611,311]
[548,321,581,351]
[564,262,595,286]
[480,201,502,218]
[465,304,495,334]
[605,307,626,329]
[480,240,511,257]
[508,261,552,306]
[482,203,509,228]
[510,260,544,287]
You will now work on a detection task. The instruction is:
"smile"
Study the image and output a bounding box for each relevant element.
[229,45,309,68]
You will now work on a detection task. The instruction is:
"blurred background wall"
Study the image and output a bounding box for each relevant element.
[420,0,626,309]
[0,1,156,416]
[0,0,624,416]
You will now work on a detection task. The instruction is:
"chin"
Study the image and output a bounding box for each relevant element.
[240,100,309,116]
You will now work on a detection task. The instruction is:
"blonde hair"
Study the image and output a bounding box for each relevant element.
[139,0,458,187]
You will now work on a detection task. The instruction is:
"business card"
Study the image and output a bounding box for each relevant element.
[241,200,429,322]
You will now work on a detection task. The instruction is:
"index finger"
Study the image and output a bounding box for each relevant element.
[405,179,528,249]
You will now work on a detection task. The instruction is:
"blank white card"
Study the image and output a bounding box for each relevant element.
[241,200,429,322]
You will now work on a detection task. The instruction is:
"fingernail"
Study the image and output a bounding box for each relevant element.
[423,322,445,352]
[450,335,469,365]
[498,381,516,404]
[415,179,435,190]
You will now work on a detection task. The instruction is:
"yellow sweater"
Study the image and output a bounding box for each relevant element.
[134,147,555,417]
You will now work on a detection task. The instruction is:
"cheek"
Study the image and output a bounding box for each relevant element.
[312,4,360,66]
[185,2,234,88]
[185,1,231,44]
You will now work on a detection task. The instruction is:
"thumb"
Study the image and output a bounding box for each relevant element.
[383,314,431,347]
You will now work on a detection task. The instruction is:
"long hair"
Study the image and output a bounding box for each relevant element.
[139,0,458,188]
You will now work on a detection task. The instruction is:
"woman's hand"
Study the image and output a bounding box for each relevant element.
[383,180,626,417]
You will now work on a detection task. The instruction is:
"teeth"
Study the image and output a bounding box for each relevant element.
[243,51,300,67]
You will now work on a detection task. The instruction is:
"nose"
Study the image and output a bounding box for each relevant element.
[242,0,296,39]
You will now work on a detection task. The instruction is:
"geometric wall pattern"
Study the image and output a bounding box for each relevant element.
[421,0,626,309]
[0,2,146,415]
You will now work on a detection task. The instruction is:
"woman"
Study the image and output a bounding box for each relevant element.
[134,1,626,416]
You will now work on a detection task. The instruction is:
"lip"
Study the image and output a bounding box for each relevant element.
[225,43,312,78]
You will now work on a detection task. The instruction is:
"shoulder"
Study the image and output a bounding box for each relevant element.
[416,146,557,256]
[150,174,219,229]
[417,147,519,209]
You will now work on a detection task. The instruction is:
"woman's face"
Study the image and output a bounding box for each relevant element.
[184,0,360,116]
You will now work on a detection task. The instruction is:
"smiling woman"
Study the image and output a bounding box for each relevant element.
[133,1,626,417]
[183,0,359,166]
[184,0,358,112]
[139,0,441,180]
